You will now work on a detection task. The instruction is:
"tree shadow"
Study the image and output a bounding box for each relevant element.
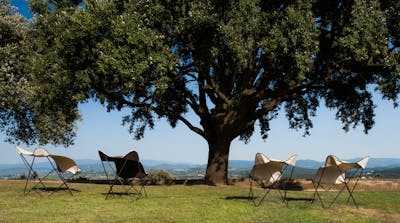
[36,187,80,192]
[225,196,252,200]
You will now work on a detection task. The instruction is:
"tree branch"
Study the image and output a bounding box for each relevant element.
[178,115,205,137]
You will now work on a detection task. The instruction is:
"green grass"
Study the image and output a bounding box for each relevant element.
[0,180,399,223]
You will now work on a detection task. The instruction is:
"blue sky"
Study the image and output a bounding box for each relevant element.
[1,98,399,164]
[2,1,399,165]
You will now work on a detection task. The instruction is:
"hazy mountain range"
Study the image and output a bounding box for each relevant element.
[1,157,400,171]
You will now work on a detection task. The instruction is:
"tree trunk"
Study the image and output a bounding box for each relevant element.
[204,138,231,185]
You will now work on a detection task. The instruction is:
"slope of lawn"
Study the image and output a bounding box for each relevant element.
[0,180,399,223]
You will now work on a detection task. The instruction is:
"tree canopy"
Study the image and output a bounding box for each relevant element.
[1,0,38,144]
[1,0,399,184]
[1,0,78,145]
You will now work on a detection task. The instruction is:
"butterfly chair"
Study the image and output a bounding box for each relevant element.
[99,150,147,201]
[16,146,55,196]
[248,153,297,207]
[312,155,369,208]
[48,155,82,196]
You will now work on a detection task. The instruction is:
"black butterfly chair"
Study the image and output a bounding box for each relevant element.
[99,150,147,201]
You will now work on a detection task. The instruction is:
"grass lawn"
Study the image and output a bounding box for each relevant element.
[0,180,399,223]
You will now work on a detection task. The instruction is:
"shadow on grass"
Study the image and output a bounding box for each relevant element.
[225,196,253,200]
[33,187,81,192]
[225,195,314,201]
[284,197,314,201]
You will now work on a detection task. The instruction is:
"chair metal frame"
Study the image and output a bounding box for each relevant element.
[248,153,297,207]
[16,146,55,196]
[99,150,147,201]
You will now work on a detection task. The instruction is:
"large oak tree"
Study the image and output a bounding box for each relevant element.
[3,0,400,184]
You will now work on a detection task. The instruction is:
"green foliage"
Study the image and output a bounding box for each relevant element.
[0,1,36,144]
[147,169,177,185]
[0,0,83,146]
[16,0,399,142]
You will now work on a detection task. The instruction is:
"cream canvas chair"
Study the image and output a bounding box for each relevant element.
[16,146,81,196]
[16,146,54,196]
[48,154,82,196]
[312,155,369,208]
[248,153,297,206]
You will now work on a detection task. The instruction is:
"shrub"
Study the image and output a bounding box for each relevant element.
[146,169,176,185]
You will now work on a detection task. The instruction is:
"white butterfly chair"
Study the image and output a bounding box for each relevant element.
[248,153,297,206]
[312,155,369,208]
[16,146,55,196]
[48,154,82,196]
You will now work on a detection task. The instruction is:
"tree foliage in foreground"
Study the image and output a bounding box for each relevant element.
[2,0,400,184]
[0,0,78,145]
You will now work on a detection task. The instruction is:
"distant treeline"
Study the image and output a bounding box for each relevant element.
[2,166,400,180]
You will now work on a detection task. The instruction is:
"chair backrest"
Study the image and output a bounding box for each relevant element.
[50,155,81,175]
[314,166,345,185]
[33,147,50,157]
[99,150,110,161]
[250,153,296,185]
[285,155,298,166]
[124,151,139,161]
[324,155,369,172]
[16,146,33,156]
[254,153,271,165]
[356,157,369,169]
[114,158,147,179]
[251,162,284,184]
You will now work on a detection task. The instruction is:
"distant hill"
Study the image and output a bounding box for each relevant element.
[369,167,400,178]
[1,157,399,179]
[1,157,400,170]
[228,160,253,168]
[356,158,400,169]
[228,158,400,169]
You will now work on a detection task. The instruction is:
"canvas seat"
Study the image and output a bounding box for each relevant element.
[312,155,369,208]
[248,153,297,206]
[48,154,82,196]
[99,150,148,201]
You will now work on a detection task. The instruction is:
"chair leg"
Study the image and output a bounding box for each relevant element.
[327,185,346,208]
[49,174,74,196]
[126,179,147,200]
[248,179,254,202]
[346,172,363,208]
[276,188,288,207]
[250,185,271,207]
[141,185,147,198]
[105,179,118,200]
[344,182,359,209]
[122,180,136,201]
[132,181,145,199]
[312,183,327,208]
[26,168,54,196]
[22,156,35,195]
[311,182,319,204]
